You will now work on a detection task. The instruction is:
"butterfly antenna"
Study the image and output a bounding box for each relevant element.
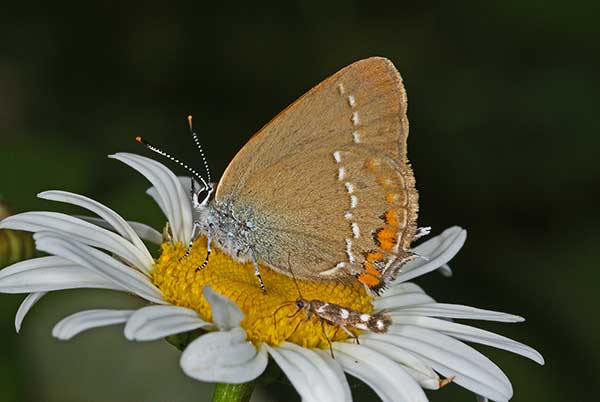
[135,136,209,190]
[187,115,212,184]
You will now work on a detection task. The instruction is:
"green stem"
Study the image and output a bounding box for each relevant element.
[211,381,256,402]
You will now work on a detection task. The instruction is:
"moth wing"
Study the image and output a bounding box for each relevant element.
[215,57,418,289]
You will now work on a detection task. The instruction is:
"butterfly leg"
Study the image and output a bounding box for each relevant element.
[287,315,308,339]
[320,319,335,358]
[190,177,198,207]
[179,220,201,262]
[195,229,212,272]
[250,251,266,292]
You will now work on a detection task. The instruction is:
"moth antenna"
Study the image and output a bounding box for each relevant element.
[135,136,209,190]
[286,253,304,299]
[273,301,296,329]
[187,115,212,184]
[287,306,304,319]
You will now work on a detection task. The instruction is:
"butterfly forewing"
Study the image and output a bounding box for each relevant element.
[214,57,418,291]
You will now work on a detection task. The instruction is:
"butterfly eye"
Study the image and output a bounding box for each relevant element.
[197,188,210,201]
[195,185,213,205]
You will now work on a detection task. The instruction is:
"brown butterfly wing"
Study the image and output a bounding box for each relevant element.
[214,57,418,290]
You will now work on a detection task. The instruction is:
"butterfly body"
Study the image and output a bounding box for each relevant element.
[203,200,254,261]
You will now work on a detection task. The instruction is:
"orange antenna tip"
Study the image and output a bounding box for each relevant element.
[187,115,193,128]
[135,136,143,143]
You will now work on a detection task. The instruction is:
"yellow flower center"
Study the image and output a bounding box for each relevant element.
[151,237,374,349]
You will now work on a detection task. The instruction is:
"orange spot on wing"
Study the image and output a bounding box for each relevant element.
[357,271,381,288]
[358,251,384,288]
[366,251,384,262]
[385,192,407,205]
[364,261,382,277]
[376,176,394,189]
[383,209,399,226]
[385,193,396,203]
[382,209,407,228]
[364,157,382,172]
[375,227,398,251]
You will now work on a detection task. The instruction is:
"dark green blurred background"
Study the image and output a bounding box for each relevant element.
[1,1,598,401]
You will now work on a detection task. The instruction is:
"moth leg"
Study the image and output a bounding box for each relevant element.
[250,251,266,292]
[287,315,307,339]
[320,320,335,358]
[195,228,212,272]
[180,220,201,262]
[340,325,360,344]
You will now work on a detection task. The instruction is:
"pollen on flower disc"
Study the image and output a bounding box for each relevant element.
[152,237,374,349]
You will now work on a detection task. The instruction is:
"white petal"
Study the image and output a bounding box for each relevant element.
[109,153,193,245]
[366,326,513,401]
[377,282,428,298]
[15,292,46,333]
[0,212,152,273]
[34,233,164,304]
[333,342,428,402]
[374,286,435,311]
[77,215,163,245]
[357,338,440,390]
[203,286,243,330]
[390,316,544,365]
[124,305,213,341]
[180,327,267,383]
[52,309,134,340]
[390,303,524,323]
[395,226,467,283]
[147,176,201,217]
[266,343,351,402]
[174,176,201,197]
[439,263,453,277]
[411,226,463,256]
[38,191,153,264]
[315,349,353,402]
[0,256,126,293]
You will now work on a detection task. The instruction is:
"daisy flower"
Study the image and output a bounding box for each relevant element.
[0,153,543,402]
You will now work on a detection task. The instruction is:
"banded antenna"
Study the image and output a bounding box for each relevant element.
[135,136,209,190]
[187,115,212,184]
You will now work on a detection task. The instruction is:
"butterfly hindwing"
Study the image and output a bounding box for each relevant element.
[214,57,418,290]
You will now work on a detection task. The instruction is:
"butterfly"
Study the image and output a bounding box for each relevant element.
[139,57,419,294]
